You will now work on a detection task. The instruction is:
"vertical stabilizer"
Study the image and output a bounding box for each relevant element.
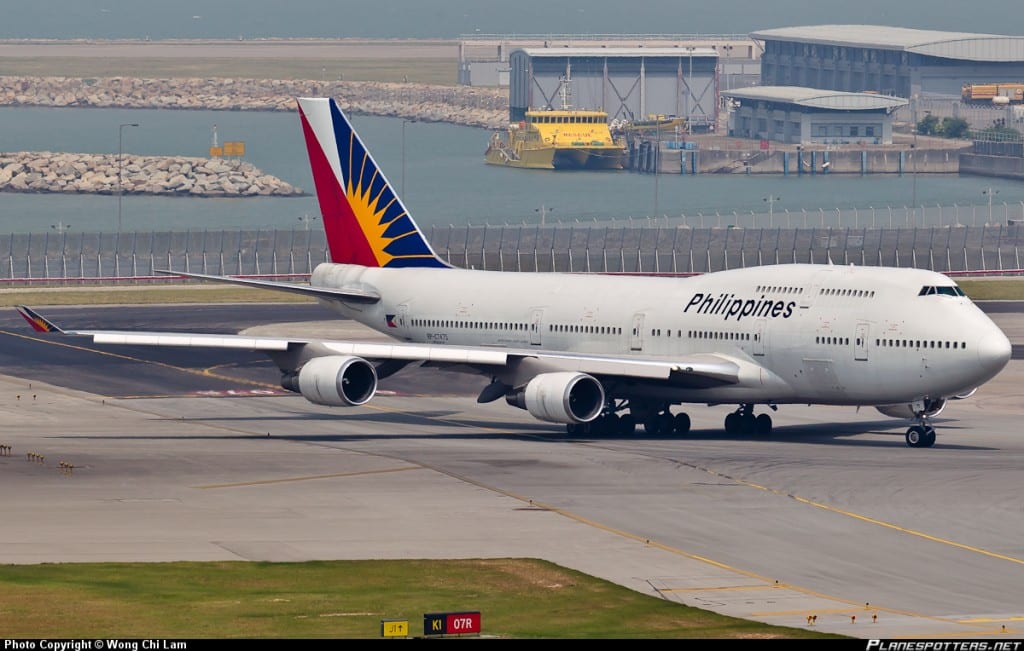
[296,97,449,268]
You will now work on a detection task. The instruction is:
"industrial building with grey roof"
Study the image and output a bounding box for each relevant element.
[722,86,908,144]
[751,25,1024,99]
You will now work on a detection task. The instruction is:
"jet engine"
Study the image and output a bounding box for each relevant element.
[875,397,947,420]
[285,355,378,407]
[505,371,605,424]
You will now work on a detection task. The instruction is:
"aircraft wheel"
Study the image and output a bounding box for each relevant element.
[724,412,740,436]
[754,413,773,437]
[598,414,620,437]
[673,412,691,435]
[644,413,674,436]
[657,412,675,435]
[740,414,756,436]
[905,425,925,448]
[643,415,659,435]
[921,426,936,448]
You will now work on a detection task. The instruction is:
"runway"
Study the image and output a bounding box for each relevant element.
[1,302,1022,639]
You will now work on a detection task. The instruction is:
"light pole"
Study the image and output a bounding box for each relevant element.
[722,44,733,93]
[763,195,781,227]
[653,121,660,219]
[910,131,917,224]
[401,118,416,195]
[51,221,71,233]
[298,214,317,231]
[118,122,139,233]
[983,187,999,224]
[686,46,695,134]
[535,204,553,225]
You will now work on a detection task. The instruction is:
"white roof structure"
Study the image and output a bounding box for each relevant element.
[517,47,718,59]
[750,25,1024,62]
[723,86,908,111]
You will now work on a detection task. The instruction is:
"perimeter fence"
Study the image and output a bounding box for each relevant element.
[5,215,1023,284]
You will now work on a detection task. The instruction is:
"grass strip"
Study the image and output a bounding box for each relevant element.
[0,559,841,639]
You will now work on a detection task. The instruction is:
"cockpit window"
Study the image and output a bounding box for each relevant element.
[918,286,965,297]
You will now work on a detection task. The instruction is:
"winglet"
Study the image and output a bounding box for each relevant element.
[15,306,65,334]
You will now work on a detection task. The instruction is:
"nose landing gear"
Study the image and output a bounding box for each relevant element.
[905,424,936,448]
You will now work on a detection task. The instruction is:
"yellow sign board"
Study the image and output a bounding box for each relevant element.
[381,619,409,638]
[223,141,246,157]
[209,146,223,157]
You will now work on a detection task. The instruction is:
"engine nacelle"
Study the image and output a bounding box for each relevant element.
[505,372,604,424]
[290,355,378,407]
[953,387,978,400]
[875,398,947,420]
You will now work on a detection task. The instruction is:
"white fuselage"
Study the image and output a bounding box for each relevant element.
[312,262,1011,407]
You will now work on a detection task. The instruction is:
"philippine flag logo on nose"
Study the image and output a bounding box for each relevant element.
[385,314,397,328]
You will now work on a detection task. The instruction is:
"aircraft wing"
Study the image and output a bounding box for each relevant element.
[15,306,745,388]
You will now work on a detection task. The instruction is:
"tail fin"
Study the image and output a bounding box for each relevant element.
[296,97,449,269]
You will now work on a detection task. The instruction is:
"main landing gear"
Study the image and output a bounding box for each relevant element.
[565,400,691,437]
[565,401,776,438]
[723,403,774,437]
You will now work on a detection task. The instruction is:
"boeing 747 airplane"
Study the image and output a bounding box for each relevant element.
[17,97,1013,447]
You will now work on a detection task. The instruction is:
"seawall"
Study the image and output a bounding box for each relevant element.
[0,152,302,197]
[632,142,964,175]
[959,153,1024,181]
[0,75,507,197]
[0,75,507,129]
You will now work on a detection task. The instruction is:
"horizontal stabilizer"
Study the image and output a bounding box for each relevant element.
[153,269,380,303]
[15,305,64,333]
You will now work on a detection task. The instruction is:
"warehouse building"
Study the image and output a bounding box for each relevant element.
[751,25,1024,100]
[723,86,908,144]
[506,47,720,131]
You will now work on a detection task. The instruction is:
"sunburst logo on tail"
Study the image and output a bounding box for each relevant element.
[298,97,448,269]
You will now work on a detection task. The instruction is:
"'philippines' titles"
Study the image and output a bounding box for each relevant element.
[683,292,796,322]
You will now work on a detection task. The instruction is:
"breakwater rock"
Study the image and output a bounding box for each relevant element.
[0,76,508,129]
[0,151,303,197]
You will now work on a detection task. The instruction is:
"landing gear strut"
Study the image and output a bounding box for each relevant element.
[566,400,635,436]
[565,400,691,437]
[724,404,773,437]
[637,401,690,436]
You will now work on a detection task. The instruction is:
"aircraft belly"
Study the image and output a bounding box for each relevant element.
[610,366,796,404]
[799,358,846,400]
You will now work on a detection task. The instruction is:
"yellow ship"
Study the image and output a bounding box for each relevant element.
[485,108,628,170]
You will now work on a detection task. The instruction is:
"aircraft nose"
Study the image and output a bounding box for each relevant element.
[976,326,1012,374]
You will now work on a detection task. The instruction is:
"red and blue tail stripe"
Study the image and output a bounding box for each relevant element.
[297,97,449,269]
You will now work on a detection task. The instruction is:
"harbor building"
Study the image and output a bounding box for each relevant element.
[723,86,908,145]
[458,34,759,91]
[751,25,1024,100]
[506,46,720,132]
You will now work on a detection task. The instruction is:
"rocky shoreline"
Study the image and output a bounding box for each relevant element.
[0,75,507,128]
[0,151,302,197]
[0,75,508,198]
